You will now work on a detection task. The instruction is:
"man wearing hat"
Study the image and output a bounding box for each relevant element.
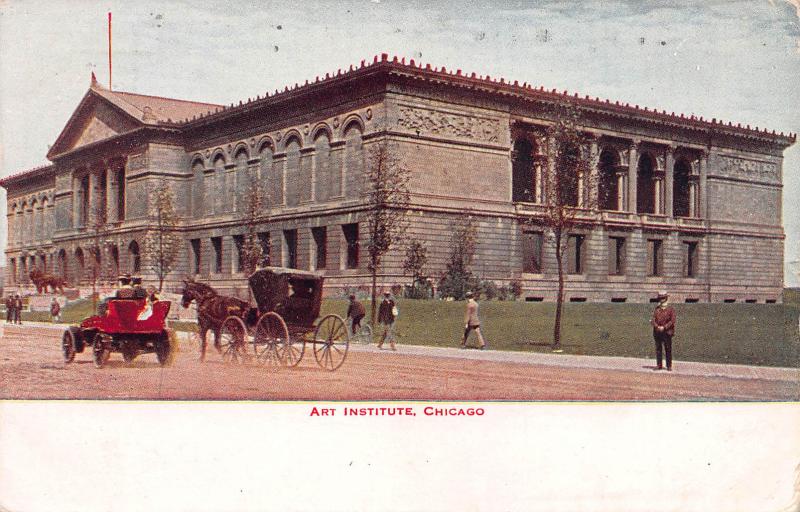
[116,274,135,299]
[461,291,486,349]
[346,294,366,335]
[376,291,397,350]
[651,291,676,371]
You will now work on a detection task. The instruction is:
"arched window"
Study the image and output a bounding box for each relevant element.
[673,159,692,218]
[259,143,277,205]
[556,142,580,208]
[284,136,302,207]
[637,153,656,214]
[110,245,120,277]
[213,154,226,214]
[20,202,28,244]
[57,249,68,282]
[30,199,39,243]
[128,241,141,273]
[598,149,620,211]
[235,148,249,213]
[192,159,205,217]
[314,132,331,203]
[343,123,363,199]
[512,139,535,203]
[74,248,85,284]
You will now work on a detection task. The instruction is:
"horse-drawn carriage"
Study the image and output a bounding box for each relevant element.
[181,267,350,371]
[62,296,175,369]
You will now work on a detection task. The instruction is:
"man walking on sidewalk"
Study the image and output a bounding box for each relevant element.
[377,291,397,351]
[651,291,676,371]
[461,291,486,349]
[5,294,14,323]
[13,294,23,324]
[50,298,61,323]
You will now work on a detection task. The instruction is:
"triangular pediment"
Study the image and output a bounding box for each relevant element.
[47,88,143,159]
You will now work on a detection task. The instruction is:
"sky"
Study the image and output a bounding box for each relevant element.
[0,0,798,284]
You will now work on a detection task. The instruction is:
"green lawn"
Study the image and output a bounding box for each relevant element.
[322,299,800,368]
[18,294,800,368]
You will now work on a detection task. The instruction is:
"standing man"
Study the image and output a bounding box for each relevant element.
[5,294,14,323]
[13,294,23,324]
[346,294,366,335]
[377,291,397,351]
[50,297,61,323]
[651,291,676,371]
[461,291,486,349]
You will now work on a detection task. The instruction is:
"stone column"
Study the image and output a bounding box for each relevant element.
[653,173,664,215]
[615,166,627,211]
[73,175,84,228]
[689,179,698,218]
[89,170,101,226]
[627,141,639,213]
[665,147,675,217]
[107,166,118,223]
[699,151,708,218]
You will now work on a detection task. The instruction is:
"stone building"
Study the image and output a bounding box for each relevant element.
[2,54,795,302]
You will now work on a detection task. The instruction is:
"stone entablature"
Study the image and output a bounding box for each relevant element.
[1,54,794,301]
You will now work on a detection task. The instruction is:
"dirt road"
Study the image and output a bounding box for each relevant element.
[1,325,797,400]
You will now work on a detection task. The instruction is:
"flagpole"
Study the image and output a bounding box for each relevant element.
[108,12,112,90]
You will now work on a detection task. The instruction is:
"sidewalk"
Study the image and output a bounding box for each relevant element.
[4,321,798,383]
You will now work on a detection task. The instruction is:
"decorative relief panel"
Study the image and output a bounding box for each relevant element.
[397,106,501,142]
[714,155,778,182]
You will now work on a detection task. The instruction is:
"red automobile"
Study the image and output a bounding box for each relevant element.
[62,297,175,368]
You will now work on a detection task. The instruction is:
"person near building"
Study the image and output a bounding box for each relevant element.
[377,291,397,351]
[50,297,61,323]
[346,294,366,334]
[13,294,23,324]
[461,291,486,349]
[5,294,15,323]
[651,291,676,371]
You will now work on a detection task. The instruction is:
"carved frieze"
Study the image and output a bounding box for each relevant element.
[397,106,501,142]
[715,155,778,182]
[127,153,149,171]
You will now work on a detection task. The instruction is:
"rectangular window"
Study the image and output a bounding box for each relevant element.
[117,169,126,221]
[211,237,223,273]
[567,234,585,274]
[312,227,327,270]
[342,223,359,269]
[684,241,698,278]
[233,235,245,273]
[80,175,90,227]
[522,231,543,273]
[608,237,625,275]
[190,239,201,275]
[647,239,663,276]
[283,229,297,269]
[258,232,271,267]
[9,258,16,284]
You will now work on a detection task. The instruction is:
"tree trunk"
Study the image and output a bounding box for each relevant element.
[553,235,564,351]
[370,261,378,327]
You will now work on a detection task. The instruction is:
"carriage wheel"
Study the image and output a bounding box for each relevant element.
[62,329,76,363]
[121,342,137,364]
[156,329,177,367]
[219,316,249,364]
[92,333,110,369]
[281,328,305,368]
[313,315,350,371]
[254,312,289,369]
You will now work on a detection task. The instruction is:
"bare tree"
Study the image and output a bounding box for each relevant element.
[237,174,270,301]
[364,141,411,325]
[534,104,598,351]
[438,215,479,300]
[142,181,181,292]
[402,240,429,298]
[87,201,110,311]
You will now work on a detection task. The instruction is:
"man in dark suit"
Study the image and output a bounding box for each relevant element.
[377,291,397,351]
[651,291,676,371]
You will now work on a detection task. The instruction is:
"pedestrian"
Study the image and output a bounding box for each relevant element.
[651,290,676,371]
[377,291,397,350]
[13,293,23,324]
[5,294,14,323]
[346,294,366,335]
[461,291,486,349]
[50,297,61,323]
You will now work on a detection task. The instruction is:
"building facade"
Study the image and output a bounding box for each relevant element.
[2,54,795,302]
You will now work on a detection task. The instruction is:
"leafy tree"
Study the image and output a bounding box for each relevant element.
[364,141,411,324]
[438,215,480,300]
[402,240,429,298]
[142,181,181,292]
[238,174,269,277]
[533,104,598,351]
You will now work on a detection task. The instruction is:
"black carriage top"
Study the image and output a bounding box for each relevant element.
[248,267,324,329]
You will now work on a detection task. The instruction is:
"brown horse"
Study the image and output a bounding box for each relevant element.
[179,278,257,361]
[29,267,67,294]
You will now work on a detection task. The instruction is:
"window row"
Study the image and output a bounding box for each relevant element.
[522,231,699,278]
[188,223,361,275]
